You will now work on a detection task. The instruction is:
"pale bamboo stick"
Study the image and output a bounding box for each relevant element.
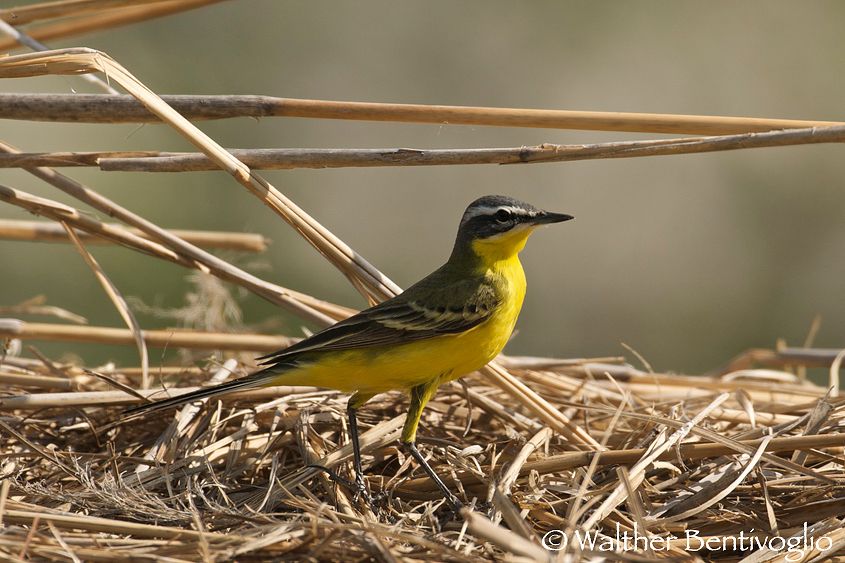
[0,0,227,51]
[3,124,845,171]
[560,363,824,396]
[0,371,71,390]
[0,319,293,351]
[1,1,175,26]
[0,93,839,135]
[0,219,268,252]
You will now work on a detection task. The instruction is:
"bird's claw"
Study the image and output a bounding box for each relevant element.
[305,463,381,510]
[305,463,356,490]
[352,472,370,503]
[445,496,465,517]
[430,496,465,528]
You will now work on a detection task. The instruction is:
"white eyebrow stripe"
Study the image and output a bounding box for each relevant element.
[461,205,534,224]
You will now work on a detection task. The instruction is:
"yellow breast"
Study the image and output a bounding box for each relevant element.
[448,252,526,377]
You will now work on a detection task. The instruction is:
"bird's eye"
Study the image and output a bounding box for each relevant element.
[494,209,512,223]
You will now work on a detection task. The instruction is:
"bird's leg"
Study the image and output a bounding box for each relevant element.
[402,441,462,512]
[346,398,372,505]
[403,381,463,513]
[306,393,377,507]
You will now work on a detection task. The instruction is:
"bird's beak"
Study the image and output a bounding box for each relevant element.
[530,211,575,225]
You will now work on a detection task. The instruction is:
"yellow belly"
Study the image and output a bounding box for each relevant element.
[274,256,526,397]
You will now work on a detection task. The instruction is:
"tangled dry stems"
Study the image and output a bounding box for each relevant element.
[1,347,844,561]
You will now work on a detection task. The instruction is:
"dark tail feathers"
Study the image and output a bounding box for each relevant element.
[123,374,267,419]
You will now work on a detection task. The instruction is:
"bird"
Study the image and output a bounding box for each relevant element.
[124,195,573,511]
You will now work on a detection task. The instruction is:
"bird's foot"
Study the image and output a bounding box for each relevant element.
[305,463,382,511]
[305,463,356,490]
[472,499,492,514]
[431,496,465,528]
[447,495,464,515]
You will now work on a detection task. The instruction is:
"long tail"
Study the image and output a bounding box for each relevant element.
[123,366,283,419]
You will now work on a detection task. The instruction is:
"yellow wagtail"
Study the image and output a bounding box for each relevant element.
[125,195,573,510]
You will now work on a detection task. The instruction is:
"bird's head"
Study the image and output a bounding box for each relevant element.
[451,195,574,266]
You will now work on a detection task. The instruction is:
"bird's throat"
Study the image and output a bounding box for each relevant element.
[469,226,534,267]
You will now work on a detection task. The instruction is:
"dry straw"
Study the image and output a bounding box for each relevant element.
[1,92,842,133]
[1,2,844,560]
[0,218,269,252]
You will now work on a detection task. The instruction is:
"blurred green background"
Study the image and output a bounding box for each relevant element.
[2,1,844,373]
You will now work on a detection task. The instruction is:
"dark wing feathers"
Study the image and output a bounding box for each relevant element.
[124,271,500,419]
[257,272,500,366]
